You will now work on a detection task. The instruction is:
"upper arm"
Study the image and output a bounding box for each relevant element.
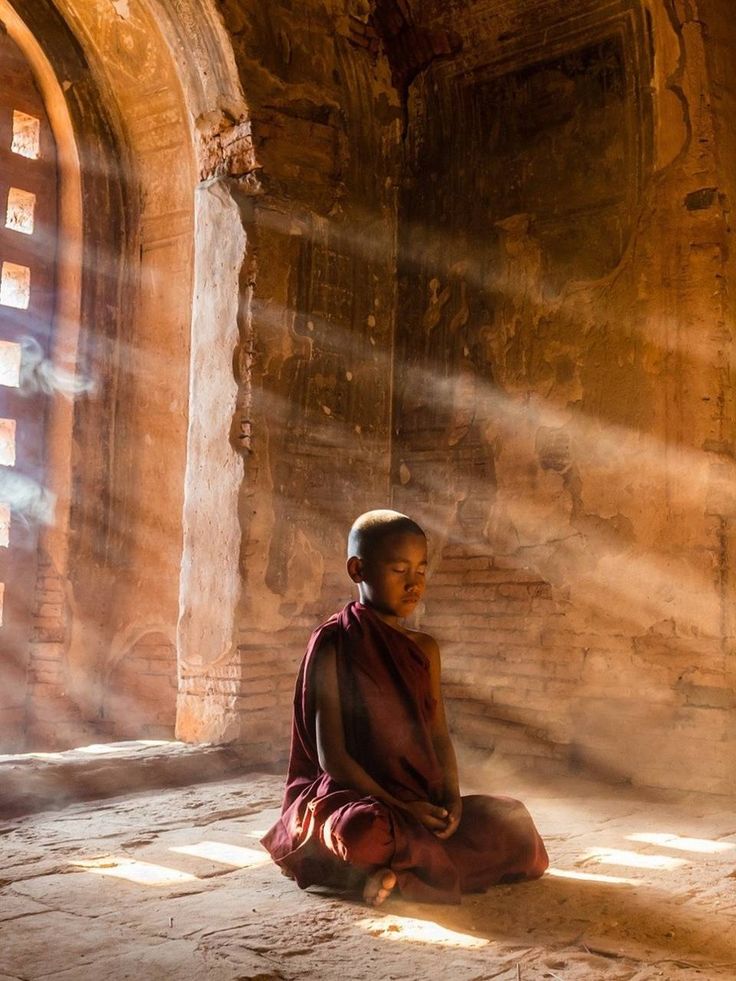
[312,640,347,772]
[413,631,450,740]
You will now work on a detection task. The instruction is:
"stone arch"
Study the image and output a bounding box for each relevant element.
[0,0,249,748]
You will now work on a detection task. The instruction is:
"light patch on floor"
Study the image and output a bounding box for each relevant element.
[71,857,199,886]
[75,740,175,755]
[578,847,688,871]
[169,841,270,867]
[358,914,490,948]
[545,866,639,885]
[627,832,736,854]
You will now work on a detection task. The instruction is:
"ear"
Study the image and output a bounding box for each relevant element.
[346,556,364,583]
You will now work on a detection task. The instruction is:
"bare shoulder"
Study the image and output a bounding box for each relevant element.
[405,628,440,662]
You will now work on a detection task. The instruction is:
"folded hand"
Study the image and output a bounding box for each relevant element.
[434,795,462,840]
[401,799,450,833]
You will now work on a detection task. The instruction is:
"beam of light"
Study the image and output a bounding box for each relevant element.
[24,632,179,743]
[0,741,178,761]
[71,857,198,886]
[0,470,56,527]
[627,833,736,854]
[545,867,638,885]
[387,392,725,647]
[406,454,720,638]
[257,349,715,614]
[74,740,176,754]
[16,652,176,749]
[169,841,270,868]
[357,915,489,948]
[209,364,723,655]
[73,292,730,644]
[253,202,724,383]
[17,335,96,398]
[255,292,732,520]
[578,848,687,871]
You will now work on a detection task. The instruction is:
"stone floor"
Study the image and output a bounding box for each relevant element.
[2,766,736,980]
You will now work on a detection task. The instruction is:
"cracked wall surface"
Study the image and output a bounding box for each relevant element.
[6,0,736,795]
[177,0,404,756]
[391,0,736,792]
[194,0,736,791]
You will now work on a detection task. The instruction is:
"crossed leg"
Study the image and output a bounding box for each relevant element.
[321,798,397,906]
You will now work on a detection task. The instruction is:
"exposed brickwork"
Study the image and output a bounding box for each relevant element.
[420,542,572,773]
[180,574,352,764]
[348,1,462,98]
[102,633,177,742]
[24,561,177,750]
[25,555,78,750]
[0,27,58,753]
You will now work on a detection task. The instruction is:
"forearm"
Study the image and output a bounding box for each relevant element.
[432,733,460,802]
[323,749,409,813]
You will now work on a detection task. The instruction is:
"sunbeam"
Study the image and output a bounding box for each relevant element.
[71,857,199,886]
[169,841,270,867]
[546,867,639,885]
[357,915,490,948]
[627,833,736,855]
[578,847,688,871]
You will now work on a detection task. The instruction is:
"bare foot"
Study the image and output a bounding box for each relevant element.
[363,868,396,907]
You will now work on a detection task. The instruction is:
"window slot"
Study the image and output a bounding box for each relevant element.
[11,110,40,159]
[0,262,31,309]
[0,504,9,548]
[6,187,36,235]
[0,418,17,466]
[0,341,22,387]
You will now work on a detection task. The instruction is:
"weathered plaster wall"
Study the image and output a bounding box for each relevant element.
[391,0,736,793]
[7,0,735,796]
[177,1,405,759]
[168,0,736,792]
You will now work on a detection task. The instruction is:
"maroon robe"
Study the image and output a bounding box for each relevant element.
[261,601,548,903]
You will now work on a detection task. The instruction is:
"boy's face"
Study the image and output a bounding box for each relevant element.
[349,531,428,621]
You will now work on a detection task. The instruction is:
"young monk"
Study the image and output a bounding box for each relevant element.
[261,509,548,905]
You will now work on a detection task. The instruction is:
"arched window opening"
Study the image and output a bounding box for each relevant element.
[0,24,58,750]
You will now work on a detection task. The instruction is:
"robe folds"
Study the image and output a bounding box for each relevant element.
[261,601,548,904]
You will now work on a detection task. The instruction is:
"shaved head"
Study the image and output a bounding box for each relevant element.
[347,509,426,560]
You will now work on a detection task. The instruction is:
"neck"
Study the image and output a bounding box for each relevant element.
[357,597,403,630]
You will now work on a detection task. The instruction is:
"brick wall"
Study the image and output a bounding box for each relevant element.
[25,553,98,750]
[24,560,178,750]
[421,541,573,775]
[102,633,177,742]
